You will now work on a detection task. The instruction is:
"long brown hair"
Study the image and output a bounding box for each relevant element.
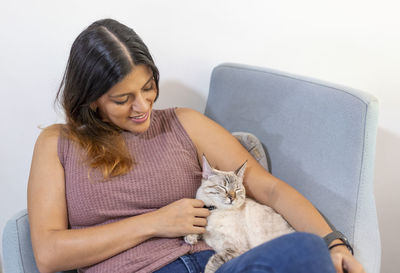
[56,19,159,179]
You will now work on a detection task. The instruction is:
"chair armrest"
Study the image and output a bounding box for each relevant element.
[2,209,39,273]
[2,209,77,273]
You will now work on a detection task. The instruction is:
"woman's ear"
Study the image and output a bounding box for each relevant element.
[90,102,98,112]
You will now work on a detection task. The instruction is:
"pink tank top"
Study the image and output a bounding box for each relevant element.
[58,108,211,273]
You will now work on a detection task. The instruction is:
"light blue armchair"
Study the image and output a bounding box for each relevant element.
[2,63,381,273]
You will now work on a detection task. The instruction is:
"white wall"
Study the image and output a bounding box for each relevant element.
[1,1,399,272]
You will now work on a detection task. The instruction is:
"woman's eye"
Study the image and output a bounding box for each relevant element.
[113,98,129,105]
[143,84,154,91]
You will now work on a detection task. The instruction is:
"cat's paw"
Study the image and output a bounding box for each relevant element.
[184,234,200,245]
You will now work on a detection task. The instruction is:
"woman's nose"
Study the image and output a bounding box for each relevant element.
[131,93,149,112]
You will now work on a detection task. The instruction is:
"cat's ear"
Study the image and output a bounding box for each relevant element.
[234,160,248,178]
[202,154,213,179]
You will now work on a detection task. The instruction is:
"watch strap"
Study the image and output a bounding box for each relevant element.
[323,231,354,255]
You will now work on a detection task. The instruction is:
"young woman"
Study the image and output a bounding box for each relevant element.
[28,18,364,273]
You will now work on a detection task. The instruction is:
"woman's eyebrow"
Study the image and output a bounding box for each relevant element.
[141,75,154,88]
[108,75,154,98]
[109,93,130,98]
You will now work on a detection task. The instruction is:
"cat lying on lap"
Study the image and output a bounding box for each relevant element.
[184,155,295,273]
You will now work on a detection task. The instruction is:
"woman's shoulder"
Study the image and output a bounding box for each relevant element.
[154,107,206,129]
[155,107,199,117]
[174,107,205,124]
[174,107,221,133]
[38,123,65,140]
[35,124,66,151]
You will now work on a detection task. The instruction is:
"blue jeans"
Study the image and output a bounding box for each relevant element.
[154,232,335,273]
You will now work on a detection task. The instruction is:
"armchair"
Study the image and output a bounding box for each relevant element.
[2,63,381,273]
[204,63,380,273]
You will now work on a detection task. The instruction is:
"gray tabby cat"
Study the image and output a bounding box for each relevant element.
[184,155,295,273]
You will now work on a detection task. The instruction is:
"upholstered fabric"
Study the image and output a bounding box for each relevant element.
[205,63,380,273]
[2,210,40,273]
[232,132,270,172]
[2,209,75,273]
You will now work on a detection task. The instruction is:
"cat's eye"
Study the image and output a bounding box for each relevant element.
[215,186,227,193]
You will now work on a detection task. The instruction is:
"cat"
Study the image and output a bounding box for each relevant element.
[184,155,295,273]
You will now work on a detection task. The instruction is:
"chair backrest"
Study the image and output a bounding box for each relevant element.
[204,63,381,273]
[2,209,76,273]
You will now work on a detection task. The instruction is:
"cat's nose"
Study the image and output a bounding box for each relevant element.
[228,191,236,202]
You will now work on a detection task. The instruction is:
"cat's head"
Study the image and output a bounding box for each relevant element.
[196,155,247,209]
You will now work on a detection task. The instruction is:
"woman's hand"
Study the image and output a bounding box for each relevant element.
[330,245,365,273]
[151,198,211,238]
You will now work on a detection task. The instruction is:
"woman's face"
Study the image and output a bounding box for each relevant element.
[93,65,158,134]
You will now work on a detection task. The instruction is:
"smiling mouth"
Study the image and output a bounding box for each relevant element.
[130,112,149,123]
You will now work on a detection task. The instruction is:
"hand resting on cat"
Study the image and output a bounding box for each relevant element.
[184,155,295,273]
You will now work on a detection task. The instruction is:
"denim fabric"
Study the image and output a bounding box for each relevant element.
[154,232,335,273]
[154,250,214,273]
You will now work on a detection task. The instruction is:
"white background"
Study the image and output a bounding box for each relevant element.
[1,1,399,272]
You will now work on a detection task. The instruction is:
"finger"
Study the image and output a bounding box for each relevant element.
[342,255,365,273]
[191,199,205,208]
[331,253,344,273]
[191,226,207,234]
[193,217,207,227]
[193,208,211,217]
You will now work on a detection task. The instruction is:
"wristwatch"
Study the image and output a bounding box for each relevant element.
[323,230,354,255]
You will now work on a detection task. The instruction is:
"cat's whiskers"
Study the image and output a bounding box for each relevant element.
[184,155,295,273]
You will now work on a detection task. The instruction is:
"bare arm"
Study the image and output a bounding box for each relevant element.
[175,108,332,234]
[28,125,209,273]
[176,108,364,273]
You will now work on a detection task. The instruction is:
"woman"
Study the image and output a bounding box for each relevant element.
[28,18,364,273]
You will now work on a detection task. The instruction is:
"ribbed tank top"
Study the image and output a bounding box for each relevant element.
[57,108,211,273]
